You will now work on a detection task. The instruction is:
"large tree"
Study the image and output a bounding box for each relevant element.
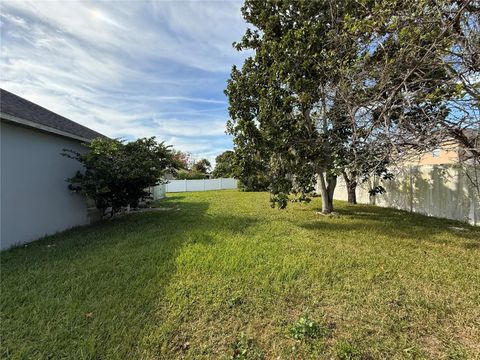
[212,151,235,178]
[226,0,394,212]
[171,149,192,171]
[228,0,479,211]
[192,158,212,174]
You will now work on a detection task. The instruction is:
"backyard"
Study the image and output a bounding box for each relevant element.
[1,190,479,359]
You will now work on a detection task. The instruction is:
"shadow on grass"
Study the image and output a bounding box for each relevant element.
[303,201,480,249]
[0,196,259,359]
[159,195,184,201]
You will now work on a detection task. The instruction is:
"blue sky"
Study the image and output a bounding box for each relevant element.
[0,0,250,163]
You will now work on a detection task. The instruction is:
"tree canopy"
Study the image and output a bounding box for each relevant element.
[212,151,235,178]
[171,149,192,171]
[226,0,479,212]
[192,158,212,174]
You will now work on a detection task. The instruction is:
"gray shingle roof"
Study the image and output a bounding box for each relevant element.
[0,88,104,141]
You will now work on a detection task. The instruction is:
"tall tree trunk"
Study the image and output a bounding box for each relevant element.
[318,171,337,213]
[342,171,357,204]
[347,183,357,204]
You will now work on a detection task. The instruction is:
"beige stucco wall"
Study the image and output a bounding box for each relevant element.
[322,165,479,226]
[407,146,459,166]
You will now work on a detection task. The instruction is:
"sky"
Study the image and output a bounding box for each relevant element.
[0,0,250,164]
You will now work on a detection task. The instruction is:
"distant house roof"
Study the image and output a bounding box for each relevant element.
[0,88,105,142]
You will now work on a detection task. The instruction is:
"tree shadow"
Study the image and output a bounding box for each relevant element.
[157,195,184,202]
[375,165,479,226]
[308,164,480,250]
[0,196,259,358]
[304,200,480,249]
[410,165,478,225]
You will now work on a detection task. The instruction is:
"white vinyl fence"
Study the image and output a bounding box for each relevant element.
[150,184,166,200]
[167,178,237,192]
[325,164,479,225]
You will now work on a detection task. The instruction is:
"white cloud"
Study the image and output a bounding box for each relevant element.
[0,0,249,159]
[0,12,30,30]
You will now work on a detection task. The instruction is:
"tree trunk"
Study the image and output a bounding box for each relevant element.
[347,183,357,204]
[318,171,337,213]
[342,171,357,204]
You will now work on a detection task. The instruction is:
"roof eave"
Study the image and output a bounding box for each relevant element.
[0,112,93,143]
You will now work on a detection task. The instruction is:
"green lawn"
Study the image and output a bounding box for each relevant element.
[1,191,479,359]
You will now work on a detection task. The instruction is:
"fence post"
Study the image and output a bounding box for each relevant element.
[184,179,187,192]
[203,178,206,191]
[370,175,376,205]
[220,178,223,189]
[409,165,414,213]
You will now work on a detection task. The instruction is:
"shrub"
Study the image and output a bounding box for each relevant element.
[64,137,173,217]
[175,170,207,180]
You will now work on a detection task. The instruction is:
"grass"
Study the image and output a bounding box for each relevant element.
[1,190,479,359]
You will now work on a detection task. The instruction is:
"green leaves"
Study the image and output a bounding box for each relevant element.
[227,0,384,211]
[227,0,479,212]
[212,151,236,179]
[290,315,326,341]
[64,137,173,217]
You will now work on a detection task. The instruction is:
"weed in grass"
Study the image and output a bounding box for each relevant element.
[335,341,362,360]
[228,296,243,308]
[446,347,470,360]
[229,332,263,360]
[290,314,326,341]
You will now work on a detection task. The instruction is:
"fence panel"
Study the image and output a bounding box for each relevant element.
[219,178,237,189]
[186,179,205,192]
[324,165,479,225]
[165,180,186,192]
[151,184,166,200]
[163,178,238,193]
[204,178,220,191]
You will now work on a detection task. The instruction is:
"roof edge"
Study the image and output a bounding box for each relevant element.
[0,112,93,143]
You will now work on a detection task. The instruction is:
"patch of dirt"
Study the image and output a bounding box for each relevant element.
[419,335,443,359]
[130,207,178,212]
[315,211,341,217]
[449,226,469,232]
[105,206,179,220]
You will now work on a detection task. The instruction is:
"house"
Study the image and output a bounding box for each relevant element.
[1,89,104,250]
[411,141,459,165]
[408,130,479,166]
